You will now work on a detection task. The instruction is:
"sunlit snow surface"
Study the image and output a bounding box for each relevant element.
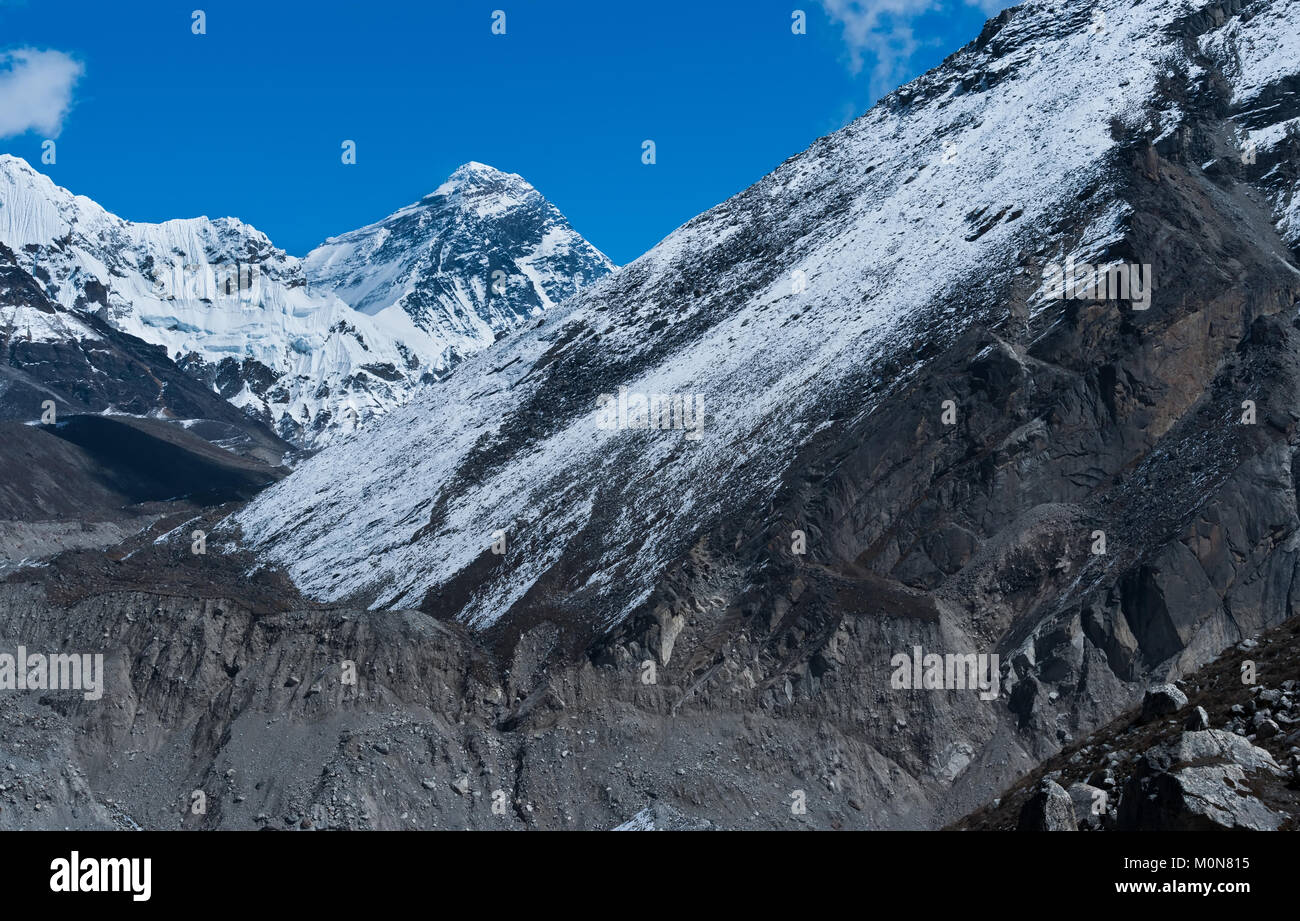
[1201,0,1300,244]
[237,0,1297,632]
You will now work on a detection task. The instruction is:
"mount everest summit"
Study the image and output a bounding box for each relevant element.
[304,161,613,334]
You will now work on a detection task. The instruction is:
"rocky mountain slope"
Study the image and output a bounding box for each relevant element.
[0,0,1298,831]
[954,613,1300,830]
[225,0,1300,825]
[0,156,612,446]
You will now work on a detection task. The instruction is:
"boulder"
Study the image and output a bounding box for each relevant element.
[1117,731,1285,830]
[1067,782,1108,829]
[1122,764,1284,831]
[1144,730,1283,776]
[1017,779,1077,831]
[1140,684,1188,722]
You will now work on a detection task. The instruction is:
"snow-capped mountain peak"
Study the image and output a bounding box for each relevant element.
[434,159,521,192]
[303,162,615,336]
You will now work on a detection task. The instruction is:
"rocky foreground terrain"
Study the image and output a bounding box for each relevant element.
[955,612,1300,830]
[0,0,1298,831]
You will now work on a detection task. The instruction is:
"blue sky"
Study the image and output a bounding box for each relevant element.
[0,0,1008,265]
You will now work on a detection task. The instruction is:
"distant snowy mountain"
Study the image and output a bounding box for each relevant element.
[304,161,615,347]
[0,238,292,466]
[0,156,613,446]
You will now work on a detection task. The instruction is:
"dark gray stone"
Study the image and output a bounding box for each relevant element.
[1141,684,1188,722]
[1018,779,1078,831]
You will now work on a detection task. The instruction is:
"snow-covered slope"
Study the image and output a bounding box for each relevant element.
[1201,0,1300,245]
[304,161,615,355]
[237,0,1300,638]
[0,157,613,446]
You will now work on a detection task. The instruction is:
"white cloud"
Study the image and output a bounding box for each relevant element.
[0,48,84,139]
[820,0,1013,99]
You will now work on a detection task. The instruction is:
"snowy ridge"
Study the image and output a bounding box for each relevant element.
[1201,0,1300,103]
[234,0,1294,636]
[1201,0,1300,246]
[0,156,613,446]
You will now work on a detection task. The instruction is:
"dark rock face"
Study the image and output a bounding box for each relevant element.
[955,616,1300,831]
[0,416,281,522]
[42,416,283,506]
